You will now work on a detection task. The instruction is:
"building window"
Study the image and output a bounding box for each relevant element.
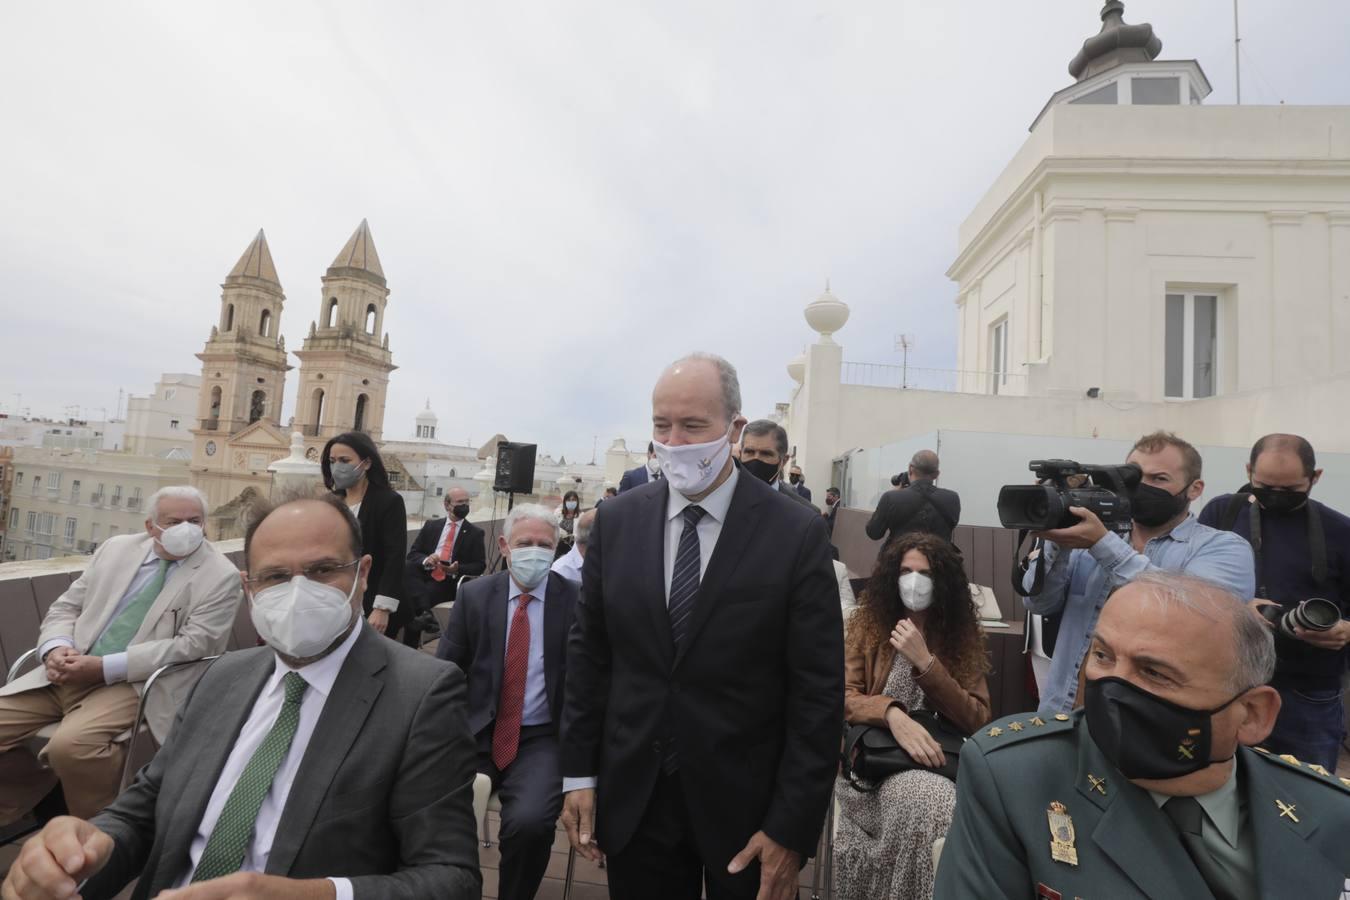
[435,486,444,497]
[1133,76,1180,105]
[90,522,100,542]
[327,298,339,328]
[64,517,77,546]
[1070,81,1118,105]
[250,390,266,424]
[312,388,325,432]
[31,475,40,496]
[35,546,51,560]
[365,304,377,334]
[38,513,54,535]
[48,472,60,494]
[1165,293,1219,399]
[130,487,142,512]
[94,483,105,504]
[354,394,368,433]
[208,386,222,423]
[260,309,272,337]
[14,472,21,487]
[71,479,81,503]
[990,318,1011,395]
[9,508,18,528]
[165,387,176,400]
[27,511,37,533]
[170,419,180,430]
[111,485,123,507]
[224,304,235,332]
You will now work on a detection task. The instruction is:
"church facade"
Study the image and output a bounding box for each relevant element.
[189,221,395,521]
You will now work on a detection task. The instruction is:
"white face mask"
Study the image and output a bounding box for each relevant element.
[653,425,734,497]
[564,500,578,511]
[156,521,204,557]
[508,546,554,590]
[250,572,358,659]
[898,571,934,612]
[646,457,662,475]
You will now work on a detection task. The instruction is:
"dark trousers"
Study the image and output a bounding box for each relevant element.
[479,726,562,900]
[1264,685,1345,773]
[605,773,764,900]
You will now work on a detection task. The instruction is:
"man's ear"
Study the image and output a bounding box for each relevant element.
[1311,468,1323,489]
[498,535,510,559]
[1187,478,1205,502]
[1235,685,1281,747]
[1245,463,1254,483]
[728,415,748,446]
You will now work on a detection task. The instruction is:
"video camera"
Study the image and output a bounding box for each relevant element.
[997,459,1142,533]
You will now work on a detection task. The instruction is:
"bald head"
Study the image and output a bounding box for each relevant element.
[652,353,745,448]
[575,508,598,548]
[910,450,940,480]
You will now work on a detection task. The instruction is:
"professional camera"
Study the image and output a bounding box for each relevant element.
[997,459,1142,532]
[1259,597,1341,639]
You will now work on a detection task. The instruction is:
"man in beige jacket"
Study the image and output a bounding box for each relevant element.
[0,486,242,822]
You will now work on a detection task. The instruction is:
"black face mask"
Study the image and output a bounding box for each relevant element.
[450,504,470,519]
[789,474,802,485]
[1085,676,1246,780]
[1131,481,1192,527]
[1251,485,1310,515]
[742,458,780,485]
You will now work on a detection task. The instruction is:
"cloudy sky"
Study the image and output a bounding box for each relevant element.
[2,1,1346,463]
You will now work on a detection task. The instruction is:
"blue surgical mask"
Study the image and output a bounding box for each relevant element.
[509,546,554,589]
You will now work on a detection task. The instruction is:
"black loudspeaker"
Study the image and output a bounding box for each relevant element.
[494,441,537,493]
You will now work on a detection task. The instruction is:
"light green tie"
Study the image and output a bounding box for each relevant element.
[90,558,170,657]
[191,671,308,882]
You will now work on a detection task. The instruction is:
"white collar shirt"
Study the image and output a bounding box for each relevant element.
[435,516,467,560]
[663,465,739,603]
[176,619,364,900]
[551,545,584,584]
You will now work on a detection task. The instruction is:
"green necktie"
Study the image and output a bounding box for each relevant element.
[1162,796,1244,900]
[191,672,308,882]
[90,558,170,657]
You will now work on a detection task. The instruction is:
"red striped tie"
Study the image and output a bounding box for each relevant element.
[429,521,459,582]
[492,593,533,770]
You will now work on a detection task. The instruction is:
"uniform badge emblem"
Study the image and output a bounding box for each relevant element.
[1046,801,1078,866]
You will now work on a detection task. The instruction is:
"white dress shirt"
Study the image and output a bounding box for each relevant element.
[433,516,465,561]
[551,545,584,584]
[563,465,739,793]
[505,574,551,727]
[40,544,184,685]
[174,620,363,900]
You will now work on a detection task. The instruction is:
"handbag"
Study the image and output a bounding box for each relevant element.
[840,710,968,791]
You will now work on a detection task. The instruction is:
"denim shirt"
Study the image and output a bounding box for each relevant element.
[1023,515,1256,715]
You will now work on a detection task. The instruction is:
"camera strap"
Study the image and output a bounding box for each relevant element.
[1219,491,1328,595]
[1011,530,1045,597]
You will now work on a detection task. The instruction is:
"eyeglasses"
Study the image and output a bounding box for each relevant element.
[245,559,360,592]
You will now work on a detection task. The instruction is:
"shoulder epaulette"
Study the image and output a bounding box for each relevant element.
[970,710,1076,753]
[1251,746,1350,794]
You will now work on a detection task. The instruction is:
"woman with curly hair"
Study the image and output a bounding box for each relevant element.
[835,532,992,900]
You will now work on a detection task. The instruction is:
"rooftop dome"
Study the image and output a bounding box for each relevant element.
[1068,1,1163,82]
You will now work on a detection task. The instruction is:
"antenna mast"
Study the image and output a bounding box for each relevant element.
[1233,0,1242,104]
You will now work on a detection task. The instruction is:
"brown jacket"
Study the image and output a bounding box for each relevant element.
[844,632,992,735]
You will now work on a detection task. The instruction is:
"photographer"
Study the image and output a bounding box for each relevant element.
[1022,431,1254,715]
[866,450,960,545]
[1199,433,1350,773]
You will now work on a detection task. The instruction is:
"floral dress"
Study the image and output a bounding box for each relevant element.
[834,654,958,900]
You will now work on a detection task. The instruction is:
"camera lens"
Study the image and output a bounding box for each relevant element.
[1292,598,1340,632]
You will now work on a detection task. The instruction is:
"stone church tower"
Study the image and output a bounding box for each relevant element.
[190,230,294,509]
[292,219,397,458]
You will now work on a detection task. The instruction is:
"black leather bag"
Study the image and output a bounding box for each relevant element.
[840,710,967,791]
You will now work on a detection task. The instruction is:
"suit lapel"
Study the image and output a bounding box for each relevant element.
[488,575,511,704]
[133,547,207,643]
[159,653,273,870]
[672,475,764,670]
[83,537,155,644]
[640,481,675,670]
[1075,723,1215,899]
[267,624,386,875]
[1242,750,1341,895]
[543,573,566,719]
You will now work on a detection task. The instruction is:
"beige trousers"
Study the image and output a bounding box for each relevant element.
[0,681,139,823]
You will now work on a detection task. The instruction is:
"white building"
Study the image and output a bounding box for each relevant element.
[380,403,489,519]
[0,415,126,452]
[781,1,1350,524]
[124,373,200,457]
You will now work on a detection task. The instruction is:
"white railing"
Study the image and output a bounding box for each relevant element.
[840,362,1029,395]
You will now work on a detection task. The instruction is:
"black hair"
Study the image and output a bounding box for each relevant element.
[742,419,789,459]
[244,489,362,569]
[1250,433,1317,478]
[321,431,392,492]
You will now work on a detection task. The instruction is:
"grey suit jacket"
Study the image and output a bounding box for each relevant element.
[85,623,481,900]
[0,533,242,742]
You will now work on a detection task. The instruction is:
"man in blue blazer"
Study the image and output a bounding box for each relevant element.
[437,504,579,900]
[618,443,662,493]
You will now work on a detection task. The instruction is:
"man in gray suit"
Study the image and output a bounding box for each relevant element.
[2,492,481,900]
[0,486,241,823]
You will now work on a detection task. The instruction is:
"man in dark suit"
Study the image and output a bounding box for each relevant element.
[865,449,961,545]
[822,486,841,538]
[787,465,811,502]
[739,419,817,513]
[561,353,843,900]
[618,443,662,493]
[436,503,579,900]
[404,487,487,645]
[2,493,481,900]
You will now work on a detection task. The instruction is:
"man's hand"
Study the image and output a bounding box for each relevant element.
[41,646,75,683]
[1034,506,1109,549]
[561,789,603,862]
[885,706,945,768]
[727,830,800,900]
[1295,618,1350,651]
[51,655,103,688]
[1,816,112,900]
[153,872,336,899]
[367,609,389,634]
[890,619,933,672]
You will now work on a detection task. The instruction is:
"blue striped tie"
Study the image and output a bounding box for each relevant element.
[664,505,705,773]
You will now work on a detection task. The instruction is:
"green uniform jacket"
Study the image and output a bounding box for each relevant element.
[934,710,1350,899]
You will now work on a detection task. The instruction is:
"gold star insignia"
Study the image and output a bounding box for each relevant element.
[1276,799,1299,822]
[1254,746,1270,754]
[1087,774,1107,795]
[1340,777,1350,789]
[987,726,1004,737]
[1309,764,1331,777]
[1054,714,1070,721]
[1009,721,1024,732]
[1030,716,1046,727]
[1279,754,1302,767]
